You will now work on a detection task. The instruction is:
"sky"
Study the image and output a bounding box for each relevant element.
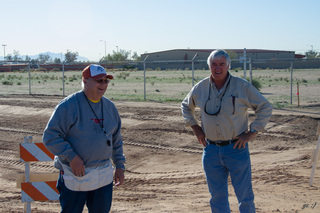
[1,0,320,61]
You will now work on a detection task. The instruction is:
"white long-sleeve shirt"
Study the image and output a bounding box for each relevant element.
[181,74,272,141]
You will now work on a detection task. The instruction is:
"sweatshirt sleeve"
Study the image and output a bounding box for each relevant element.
[111,108,126,170]
[42,99,78,163]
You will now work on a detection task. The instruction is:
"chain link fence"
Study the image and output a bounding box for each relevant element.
[0,59,319,108]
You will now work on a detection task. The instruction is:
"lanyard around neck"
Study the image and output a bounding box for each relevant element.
[204,76,232,116]
[83,93,111,146]
[83,93,104,130]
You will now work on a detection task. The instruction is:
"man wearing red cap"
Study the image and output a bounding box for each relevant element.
[43,64,125,213]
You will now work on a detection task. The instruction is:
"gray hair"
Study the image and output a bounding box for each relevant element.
[207,49,231,69]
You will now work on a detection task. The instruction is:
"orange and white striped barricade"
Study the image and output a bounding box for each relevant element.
[18,136,59,213]
[310,122,320,186]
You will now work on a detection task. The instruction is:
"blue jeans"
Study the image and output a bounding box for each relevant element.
[57,174,113,213]
[202,143,255,213]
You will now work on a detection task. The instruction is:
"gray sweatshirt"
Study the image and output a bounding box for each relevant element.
[43,90,125,170]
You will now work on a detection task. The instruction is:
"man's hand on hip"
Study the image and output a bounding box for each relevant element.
[70,155,85,177]
[191,125,207,147]
[233,131,257,149]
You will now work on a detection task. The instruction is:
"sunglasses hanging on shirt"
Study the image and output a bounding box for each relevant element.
[204,76,232,116]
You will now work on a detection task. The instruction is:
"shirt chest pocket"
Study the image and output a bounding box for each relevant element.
[222,95,246,115]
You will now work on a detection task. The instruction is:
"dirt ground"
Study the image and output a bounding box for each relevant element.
[0,94,320,213]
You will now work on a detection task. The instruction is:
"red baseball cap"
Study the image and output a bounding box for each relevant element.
[82,64,114,80]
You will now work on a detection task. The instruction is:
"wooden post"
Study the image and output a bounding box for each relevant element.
[310,122,320,186]
[23,136,32,213]
[297,82,300,108]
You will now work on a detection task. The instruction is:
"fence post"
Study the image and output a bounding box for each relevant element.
[290,61,293,105]
[143,55,149,101]
[243,48,247,79]
[28,63,31,95]
[297,82,300,107]
[192,53,198,87]
[62,62,65,96]
[249,58,252,84]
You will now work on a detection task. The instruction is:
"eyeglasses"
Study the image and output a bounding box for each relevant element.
[94,79,110,84]
[204,77,231,116]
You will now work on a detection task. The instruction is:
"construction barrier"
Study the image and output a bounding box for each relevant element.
[21,181,58,202]
[310,122,320,186]
[17,136,59,213]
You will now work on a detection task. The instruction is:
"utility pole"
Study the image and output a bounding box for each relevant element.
[2,44,6,61]
[100,40,106,59]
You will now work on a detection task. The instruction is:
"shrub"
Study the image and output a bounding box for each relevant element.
[116,72,130,80]
[2,80,13,85]
[247,78,262,91]
[69,75,77,82]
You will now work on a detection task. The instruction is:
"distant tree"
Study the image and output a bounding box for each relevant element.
[131,51,140,61]
[99,49,140,62]
[305,50,319,59]
[64,50,79,63]
[38,53,51,64]
[30,59,39,68]
[107,49,130,61]
[6,54,13,61]
[13,50,22,61]
[54,58,61,63]
[25,55,31,61]
[100,56,108,62]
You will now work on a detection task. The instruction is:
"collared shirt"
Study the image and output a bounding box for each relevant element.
[181,74,272,141]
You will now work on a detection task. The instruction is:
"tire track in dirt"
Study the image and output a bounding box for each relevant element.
[253,167,309,186]
[114,170,206,203]
[0,126,42,135]
[125,140,203,154]
[0,126,203,154]
[0,150,23,170]
[0,150,56,176]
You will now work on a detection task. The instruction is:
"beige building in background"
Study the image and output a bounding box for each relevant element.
[141,49,304,61]
[140,49,306,70]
